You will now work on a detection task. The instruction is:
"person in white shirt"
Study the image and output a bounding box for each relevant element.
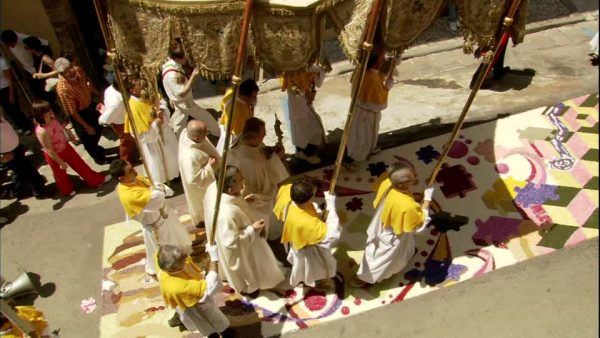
[160,46,220,139]
[1,30,49,75]
[0,114,47,199]
[98,81,139,164]
[0,55,33,134]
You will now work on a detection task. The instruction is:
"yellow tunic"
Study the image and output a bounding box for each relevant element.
[272,183,292,220]
[156,255,207,309]
[280,70,315,93]
[280,201,327,251]
[125,97,153,134]
[219,93,252,136]
[117,176,152,218]
[373,179,425,235]
[358,69,388,105]
[219,87,233,113]
[0,305,48,338]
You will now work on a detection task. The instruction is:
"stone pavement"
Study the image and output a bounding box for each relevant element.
[0,5,598,338]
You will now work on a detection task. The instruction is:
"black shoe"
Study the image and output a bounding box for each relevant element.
[94,158,111,165]
[167,312,182,327]
[493,66,510,80]
[241,290,260,299]
[220,327,236,338]
[14,190,33,200]
[33,189,50,199]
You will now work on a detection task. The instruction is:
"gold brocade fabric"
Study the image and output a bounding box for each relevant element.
[108,0,245,79]
[106,0,528,75]
[337,0,374,63]
[252,10,320,72]
[459,0,530,55]
[380,0,445,55]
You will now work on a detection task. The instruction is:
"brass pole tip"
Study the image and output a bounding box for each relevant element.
[232,76,242,85]
[362,42,374,51]
[503,17,514,26]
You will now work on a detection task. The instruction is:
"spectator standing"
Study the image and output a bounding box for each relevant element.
[55,57,108,165]
[0,55,33,134]
[0,113,47,199]
[32,100,109,197]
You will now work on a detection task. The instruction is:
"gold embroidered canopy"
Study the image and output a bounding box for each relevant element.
[107,0,529,78]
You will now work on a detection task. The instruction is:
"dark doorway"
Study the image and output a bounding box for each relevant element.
[67,0,106,90]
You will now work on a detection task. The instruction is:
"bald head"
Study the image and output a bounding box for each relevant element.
[187,120,208,141]
[388,162,416,189]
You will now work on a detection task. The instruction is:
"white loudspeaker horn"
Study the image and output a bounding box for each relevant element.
[0,272,38,299]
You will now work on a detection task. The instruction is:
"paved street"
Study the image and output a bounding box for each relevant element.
[0,2,598,337]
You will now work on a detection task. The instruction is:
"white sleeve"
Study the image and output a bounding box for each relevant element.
[317,201,341,249]
[164,72,185,100]
[99,91,123,125]
[0,57,8,71]
[143,189,166,212]
[384,77,394,91]
[203,270,223,298]
[314,70,325,88]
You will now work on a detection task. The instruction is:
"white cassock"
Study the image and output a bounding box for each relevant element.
[204,183,285,294]
[129,96,177,184]
[284,70,326,149]
[346,72,394,162]
[172,271,230,335]
[228,143,289,240]
[128,185,191,275]
[151,105,180,183]
[178,128,220,225]
[161,59,220,138]
[284,202,341,287]
[356,194,417,284]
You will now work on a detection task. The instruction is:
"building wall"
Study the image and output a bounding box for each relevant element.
[0,0,61,55]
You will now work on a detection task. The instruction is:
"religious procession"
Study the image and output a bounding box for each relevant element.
[1,0,598,337]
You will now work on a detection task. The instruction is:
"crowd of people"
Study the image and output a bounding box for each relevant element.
[1,26,439,334]
[102,43,438,336]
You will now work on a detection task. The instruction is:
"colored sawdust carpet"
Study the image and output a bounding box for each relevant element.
[100,94,599,337]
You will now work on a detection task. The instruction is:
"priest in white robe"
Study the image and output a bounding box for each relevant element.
[353,162,434,287]
[204,166,285,298]
[274,178,340,290]
[178,119,221,227]
[228,117,289,240]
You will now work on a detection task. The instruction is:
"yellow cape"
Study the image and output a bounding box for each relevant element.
[117,176,152,218]
[358,69,388,105]
[219,93,252,135]
[156,254,207,309]
[280,70,315,93]
[124,97,153,134]
[273,183,292,221]
[373,179,425,235]
[280,202,327,251]
[220,87,233,112]
[1,305,48,338]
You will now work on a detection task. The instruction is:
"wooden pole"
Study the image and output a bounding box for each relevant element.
[92,0,155,185]
[425,0,523,187]
[209,0,254,246]
[328,0,384,194]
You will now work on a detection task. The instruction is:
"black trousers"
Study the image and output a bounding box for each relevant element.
[0,87,33,132]
[70,104,106,163]
[2,144,46,197]
[469,41,507,88]
[296,143,318,157]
